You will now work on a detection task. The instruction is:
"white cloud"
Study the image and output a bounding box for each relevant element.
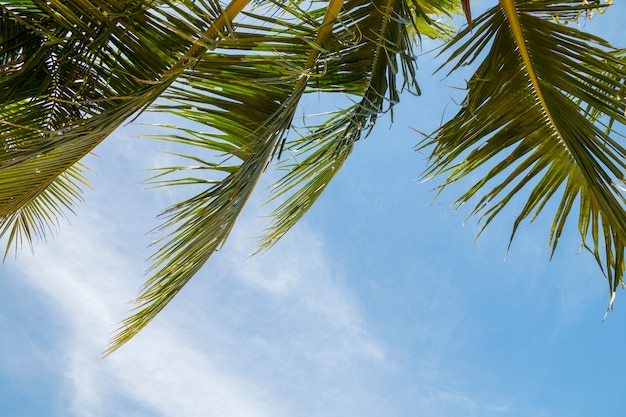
[2,149,387,417]
[3,104,586,417]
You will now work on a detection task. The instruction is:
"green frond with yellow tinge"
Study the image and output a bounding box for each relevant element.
[2,0,625,355]
[422,0,625,304]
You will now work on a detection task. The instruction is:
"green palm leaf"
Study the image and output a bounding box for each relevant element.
[105,0,347,354]
[0,0,250,251]
[107,0,458,353]
[422,0,626,304]
[258,0,425,251]
[1,0,188,247]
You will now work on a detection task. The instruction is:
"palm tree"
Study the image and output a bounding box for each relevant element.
[1,0,623,355]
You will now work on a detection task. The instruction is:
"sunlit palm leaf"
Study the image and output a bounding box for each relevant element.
[258,0,425,251]
[107,0,458,353]
[422,0,626,302]
[0,163,89,258]
[0,0,255,254]
[105,0,347,354]
[0,0,195,245]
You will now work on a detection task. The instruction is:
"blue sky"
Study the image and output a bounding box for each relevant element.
[2,3,626,417]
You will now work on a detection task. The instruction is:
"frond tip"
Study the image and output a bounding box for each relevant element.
[422,0,626,302]
[105,0,350,355]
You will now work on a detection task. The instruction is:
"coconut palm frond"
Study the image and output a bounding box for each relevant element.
[258,0,427,251]
[422,0,626,299]
[105,0,347,354]
[0,162,89,258]
[404,0,460,41]
[107,0,460,353]
[0,0,245,255]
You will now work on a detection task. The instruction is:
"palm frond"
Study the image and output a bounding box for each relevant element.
[107,0,461,353]
[0,163,89,258]
[105,0,347,354]
[258,0,425,251]
[421,0,626,302]
[0,0,243,254]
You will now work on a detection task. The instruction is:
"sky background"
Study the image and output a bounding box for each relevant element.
[2,3,626,417]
